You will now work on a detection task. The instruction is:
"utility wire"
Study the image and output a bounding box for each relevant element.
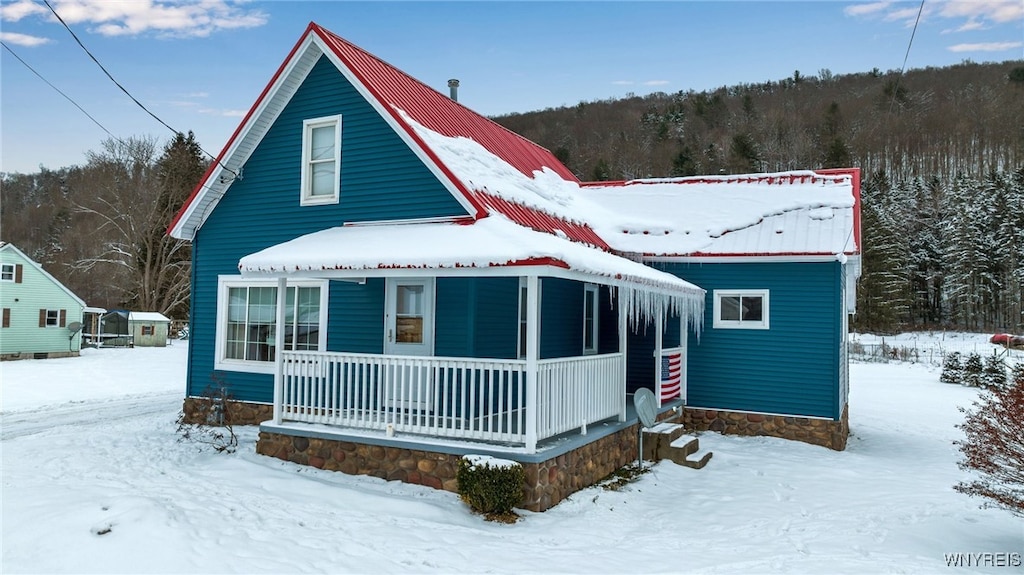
[888,0,926,115]
[42,0,239,178]
[2,41,122,144]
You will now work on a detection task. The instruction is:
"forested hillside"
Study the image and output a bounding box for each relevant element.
[2,61,1022,331]
[494,61,1024,333]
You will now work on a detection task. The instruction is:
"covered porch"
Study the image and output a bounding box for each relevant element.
[240,217,704,454]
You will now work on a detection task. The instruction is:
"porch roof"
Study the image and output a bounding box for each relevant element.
[239,215,704,302]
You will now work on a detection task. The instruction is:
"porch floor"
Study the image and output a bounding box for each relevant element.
[261,394,685,464]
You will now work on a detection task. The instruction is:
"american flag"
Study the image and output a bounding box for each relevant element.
[660,351,682,401]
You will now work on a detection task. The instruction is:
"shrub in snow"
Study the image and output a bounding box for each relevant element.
[939,352,963,384]
[176,385,238,453]
[457,455,524,521]
[982,354,1008,389]
[962,353,984,387]
[954,368,1024,517]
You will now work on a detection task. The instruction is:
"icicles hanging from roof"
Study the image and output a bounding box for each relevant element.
[616,284,704,334]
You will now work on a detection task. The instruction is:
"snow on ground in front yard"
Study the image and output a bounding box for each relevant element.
[2,343,1021,574]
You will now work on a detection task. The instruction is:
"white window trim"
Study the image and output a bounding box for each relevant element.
[583,283,599,355]
[713,289,770,330]
[300,114,342,206]
[215,276,329,374]
[0,263,14,282]
[44,309,60,328]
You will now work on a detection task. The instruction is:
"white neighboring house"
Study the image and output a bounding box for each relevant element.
[0,242,85,360]
[128,311,172,347]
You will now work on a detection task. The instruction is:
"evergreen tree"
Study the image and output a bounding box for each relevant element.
[963,353,984,387]
[940,352,963,384]
[983,354,1008,389]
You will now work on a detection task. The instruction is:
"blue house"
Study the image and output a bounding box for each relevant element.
[169,23,860,510]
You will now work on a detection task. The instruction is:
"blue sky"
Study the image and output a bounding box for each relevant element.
[1,1,1022,174]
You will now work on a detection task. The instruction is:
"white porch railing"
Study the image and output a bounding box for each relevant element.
[278,351,624,450]
[536,353,624,439]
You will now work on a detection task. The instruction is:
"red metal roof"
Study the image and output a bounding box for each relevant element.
[475,192,610,250]
[313,23,587,238]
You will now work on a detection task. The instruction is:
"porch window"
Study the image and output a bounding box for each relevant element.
[216,277,327,373]
[0,263,14,282]
[583,283,599,355]
[713,289,770,330]
[300,115,342,206]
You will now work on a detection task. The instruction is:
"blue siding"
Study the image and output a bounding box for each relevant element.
[657,261,843,419]
[435,277,518,359]
[187,55,467,402]
[540,278,584,359]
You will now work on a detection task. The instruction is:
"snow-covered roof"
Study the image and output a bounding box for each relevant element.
[580,172,860,257]
[239,216,705,325]
[405,115,860,257]
[128,312,171,323]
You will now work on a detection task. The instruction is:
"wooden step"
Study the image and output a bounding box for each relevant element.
[681,447,713,470]
[642,423,688,461]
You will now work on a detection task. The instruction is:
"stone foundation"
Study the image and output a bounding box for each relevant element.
[181,397,273,426]
[1,350,79,361]
[682,404,849,450]
[256,423,640,513]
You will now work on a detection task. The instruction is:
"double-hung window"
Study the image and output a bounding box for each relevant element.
[583,283,599,355]
[713,289,770,329]
[216,277,328,373]
[1,263,14,282]
[300,115,342,205]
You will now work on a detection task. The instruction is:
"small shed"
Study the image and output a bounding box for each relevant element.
[128,312,171,347]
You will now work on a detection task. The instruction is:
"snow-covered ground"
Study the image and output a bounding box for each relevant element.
[850,330,1024,366]
[2,343,1021,574]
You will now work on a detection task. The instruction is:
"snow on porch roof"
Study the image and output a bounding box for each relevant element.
[238,216,704,302]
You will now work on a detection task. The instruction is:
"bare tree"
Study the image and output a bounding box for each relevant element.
[71,134,204,318]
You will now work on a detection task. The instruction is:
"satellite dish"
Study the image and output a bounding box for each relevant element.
[633,388,657,429]
[67,321,83,333]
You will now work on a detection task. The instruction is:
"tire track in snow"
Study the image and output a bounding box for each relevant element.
[1,392,181,440]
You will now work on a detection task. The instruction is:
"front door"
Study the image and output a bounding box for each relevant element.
[384,278,435,410]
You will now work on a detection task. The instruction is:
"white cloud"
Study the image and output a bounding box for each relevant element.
[843,2,893,17]
[1,0,267,38]
[0,31,51,47]
[612,80,634,86]
[0,0,47,22]
[947,41,1023,52]
[643,80,670,86]
[846,0,1023,31]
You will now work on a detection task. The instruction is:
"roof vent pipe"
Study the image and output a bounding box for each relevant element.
[447,78,459,102]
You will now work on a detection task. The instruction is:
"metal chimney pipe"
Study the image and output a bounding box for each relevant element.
[447,78,460,102]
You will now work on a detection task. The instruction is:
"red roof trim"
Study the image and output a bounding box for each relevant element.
[815,167,861,254]
[646,251,857,258]
[500,257,570,269]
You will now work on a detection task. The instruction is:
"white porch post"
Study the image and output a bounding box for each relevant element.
[272,277,287,424]
[525,275,540,452]
[654,307,664,407]
[680,310,688,405]
[618,288,628,422]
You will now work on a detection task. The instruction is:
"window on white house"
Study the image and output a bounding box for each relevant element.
[583,283,599,355]
[45,309,60,327]
[216,278,327,372]
[300,115,342,205]
[713,289,770,330]
[0,264,14,282]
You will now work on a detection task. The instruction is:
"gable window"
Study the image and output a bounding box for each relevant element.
[583,283,599,355]
[1,263,18,282]
[713,289,770,330]
[215,277,328,373]
[300,115,342,205]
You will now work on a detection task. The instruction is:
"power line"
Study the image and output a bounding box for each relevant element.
[888,0,926,115]
[1,41,123,144]
[41,0,238,177]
